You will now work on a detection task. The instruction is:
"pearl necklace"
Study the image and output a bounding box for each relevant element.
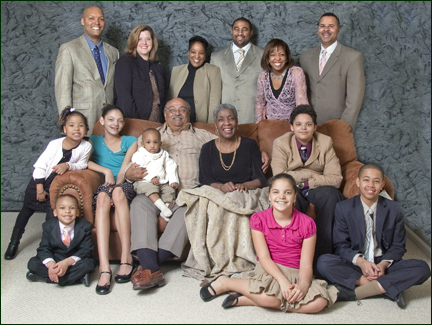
[218,136,239,171]
[271,69,287,80]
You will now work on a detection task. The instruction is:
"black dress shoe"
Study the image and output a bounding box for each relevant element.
[80,273,90,287]
[115,262,136,283]
[334,284,357,301]
[26,271,55,284]
[200,275,226,302]
[222,293,243,308]
[395,291,407,309]
[96,271,112,295]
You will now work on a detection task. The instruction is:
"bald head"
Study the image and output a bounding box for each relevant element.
[82,5,104,17]
[164,98,191,134]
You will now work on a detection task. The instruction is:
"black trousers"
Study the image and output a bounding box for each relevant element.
[294,186,345,260]
[316,254,431,300]
[27,256,95,286]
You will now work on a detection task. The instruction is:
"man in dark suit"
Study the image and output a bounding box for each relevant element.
[210,17,264,124]
[27,194,95,286]
[300,13,365,131]
[316,164,430,308]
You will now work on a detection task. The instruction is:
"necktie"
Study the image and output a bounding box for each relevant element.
[93,45,105,85]
[62,227,71,247]
[300,146,308,163]
[236,48,245,71]
[319,50,327,75]
[364,210,375,262]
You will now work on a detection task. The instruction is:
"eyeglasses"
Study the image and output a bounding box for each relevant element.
[166,106,188,114]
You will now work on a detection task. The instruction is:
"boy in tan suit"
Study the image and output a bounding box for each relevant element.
[271,105,344,264]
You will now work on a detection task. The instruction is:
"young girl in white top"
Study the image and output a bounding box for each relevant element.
[200,173,337,313]
[4,107,92,260]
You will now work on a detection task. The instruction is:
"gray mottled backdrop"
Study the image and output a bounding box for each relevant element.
[1,1,430,243]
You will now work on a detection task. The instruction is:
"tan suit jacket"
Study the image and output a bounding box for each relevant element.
[55,35,119,134]
[168,63,222,123]
[211,43,264,123]
[299,43,365,130]
[271,131,343,189]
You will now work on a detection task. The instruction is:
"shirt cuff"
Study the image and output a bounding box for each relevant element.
[42,258,55,267]
[353,253,363,265]
[70,256,81,265]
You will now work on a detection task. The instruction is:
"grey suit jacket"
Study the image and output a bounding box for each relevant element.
[168,63,222,123]
[55,35,119,134]
[211,43,264,123]
[299,43,365,130]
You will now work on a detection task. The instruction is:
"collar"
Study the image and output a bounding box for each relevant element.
[58,220,75,231]
[360,197,378,217]
[160,122,194,135]
[84,34,103,50]
[295,138,312,151]
[267,207,299,231]
[138,147,163,160]
[320,41,338,56]
[232,42,252,54]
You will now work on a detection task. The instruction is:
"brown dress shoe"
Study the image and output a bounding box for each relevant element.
[132,268,166,291]
[131,266,144,286]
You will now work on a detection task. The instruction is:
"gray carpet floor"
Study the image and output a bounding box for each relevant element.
[1,212,431,324]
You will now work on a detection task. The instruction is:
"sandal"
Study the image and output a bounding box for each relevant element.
[115,262,137,283]
[95,270,112,295]
[222,293,243,308]
[200,275,226,302]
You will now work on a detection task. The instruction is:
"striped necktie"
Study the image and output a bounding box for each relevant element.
[236,48,245,71]
[364,209,375,262]
[319,50,327,75]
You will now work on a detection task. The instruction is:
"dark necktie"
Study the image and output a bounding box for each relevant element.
[93,45,105,85]
[300,146,308,163]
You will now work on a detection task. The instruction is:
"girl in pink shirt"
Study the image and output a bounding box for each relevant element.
[200,173,337,313]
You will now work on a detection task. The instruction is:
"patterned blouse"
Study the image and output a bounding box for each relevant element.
[255,66,309,123]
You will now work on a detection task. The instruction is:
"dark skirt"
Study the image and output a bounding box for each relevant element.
[23,173,57,212]
[92,182,136,212]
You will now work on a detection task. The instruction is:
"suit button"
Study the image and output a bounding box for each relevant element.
[195,100,198,104]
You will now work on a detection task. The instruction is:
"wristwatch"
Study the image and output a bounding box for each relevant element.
[297,182,304,190]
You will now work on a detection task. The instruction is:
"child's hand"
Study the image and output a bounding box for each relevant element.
[278,278,293,301]
[170,182,179,189]
[47,261,59,283]
[357,257,380,279]
[36,190,48,202]
[55,259,72,277]
[103,171,115,186]
[287,283,309,303]
[52,163,69,175]
[151,177,159,185]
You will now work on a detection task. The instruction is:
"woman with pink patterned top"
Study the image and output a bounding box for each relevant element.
[255,39,309,124]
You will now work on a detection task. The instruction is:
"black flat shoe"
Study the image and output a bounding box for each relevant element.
[96,271,112,295]
[26,271,55,284]
[222,293,243,308]
[200,275,226,302]
[115,262,136,283]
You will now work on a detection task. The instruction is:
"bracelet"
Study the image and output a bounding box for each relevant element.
[37,191,45,194]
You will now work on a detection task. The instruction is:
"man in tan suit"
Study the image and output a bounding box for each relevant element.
[210,17,264,124]
[55,5,119,134]
[300,13,365,131]
[271,105,344,265]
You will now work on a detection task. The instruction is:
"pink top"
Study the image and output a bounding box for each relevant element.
[255,66,309,123]
[250,207,316,269]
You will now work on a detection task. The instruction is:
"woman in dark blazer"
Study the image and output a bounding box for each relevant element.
[168,36,221,123]
[115,25,167,122]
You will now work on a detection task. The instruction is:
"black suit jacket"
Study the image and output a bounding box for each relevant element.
[36,217,94,262]
[114,54,167,121]
[333,195,407,263]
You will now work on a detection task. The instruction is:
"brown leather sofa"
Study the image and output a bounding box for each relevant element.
[49,118,394,260]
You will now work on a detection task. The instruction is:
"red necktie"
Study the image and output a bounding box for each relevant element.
[62,227,70,247]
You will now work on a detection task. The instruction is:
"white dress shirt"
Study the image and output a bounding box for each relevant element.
[232,42,252,64]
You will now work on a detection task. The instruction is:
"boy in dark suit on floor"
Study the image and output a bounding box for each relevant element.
[27,194,95,286]
[316,164,430,308]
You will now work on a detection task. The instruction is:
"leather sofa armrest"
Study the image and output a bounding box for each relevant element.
[341,161,395,199]
[49,169,103,224]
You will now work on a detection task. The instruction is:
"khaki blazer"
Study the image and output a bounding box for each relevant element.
[299,43,365,130]
[55,35,119,134]
[271,131,343,189]
[168,63,221,123]
[211,44,264,124]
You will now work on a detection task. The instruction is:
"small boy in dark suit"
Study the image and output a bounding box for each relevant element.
[27,194,96,286]
[316,164,430,308]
